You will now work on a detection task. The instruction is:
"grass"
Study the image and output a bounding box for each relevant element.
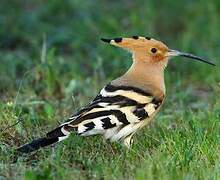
[0,0,220,179]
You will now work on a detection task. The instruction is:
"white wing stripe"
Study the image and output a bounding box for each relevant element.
[101,88,152,104]
[144,103,156,116]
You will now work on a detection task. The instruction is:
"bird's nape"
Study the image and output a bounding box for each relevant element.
[167,49,216,66]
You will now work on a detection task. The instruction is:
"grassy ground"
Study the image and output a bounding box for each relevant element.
[0,1,220,179]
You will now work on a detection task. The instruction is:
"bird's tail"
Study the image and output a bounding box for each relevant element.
[17,123,77,154]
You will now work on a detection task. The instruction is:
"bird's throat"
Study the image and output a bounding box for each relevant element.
[126,60,166,95]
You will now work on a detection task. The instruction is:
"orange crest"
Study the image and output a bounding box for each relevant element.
[101,36,169,62]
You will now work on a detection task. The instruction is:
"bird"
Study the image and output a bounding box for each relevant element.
[17,36,215,154]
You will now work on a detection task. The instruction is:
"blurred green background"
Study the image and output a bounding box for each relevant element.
[0,0,220,179]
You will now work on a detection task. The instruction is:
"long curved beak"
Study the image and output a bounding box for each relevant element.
[167,49,216,66]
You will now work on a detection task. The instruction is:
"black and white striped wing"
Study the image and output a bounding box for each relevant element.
[17,84,163,153]
[61,84,163,140]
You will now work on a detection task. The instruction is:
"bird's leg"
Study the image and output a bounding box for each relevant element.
[123,133,134,148]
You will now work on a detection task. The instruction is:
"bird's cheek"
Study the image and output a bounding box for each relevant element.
[152,54,164,62]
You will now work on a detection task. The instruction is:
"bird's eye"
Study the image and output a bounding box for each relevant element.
[151,48,157,54]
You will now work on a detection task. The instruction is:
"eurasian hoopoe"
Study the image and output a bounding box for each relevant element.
[17,36,215,153]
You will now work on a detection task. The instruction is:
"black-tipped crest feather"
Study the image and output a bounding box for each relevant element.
[101,38,111,43]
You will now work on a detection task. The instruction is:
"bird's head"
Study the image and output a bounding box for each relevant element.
[101,36,215,68]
